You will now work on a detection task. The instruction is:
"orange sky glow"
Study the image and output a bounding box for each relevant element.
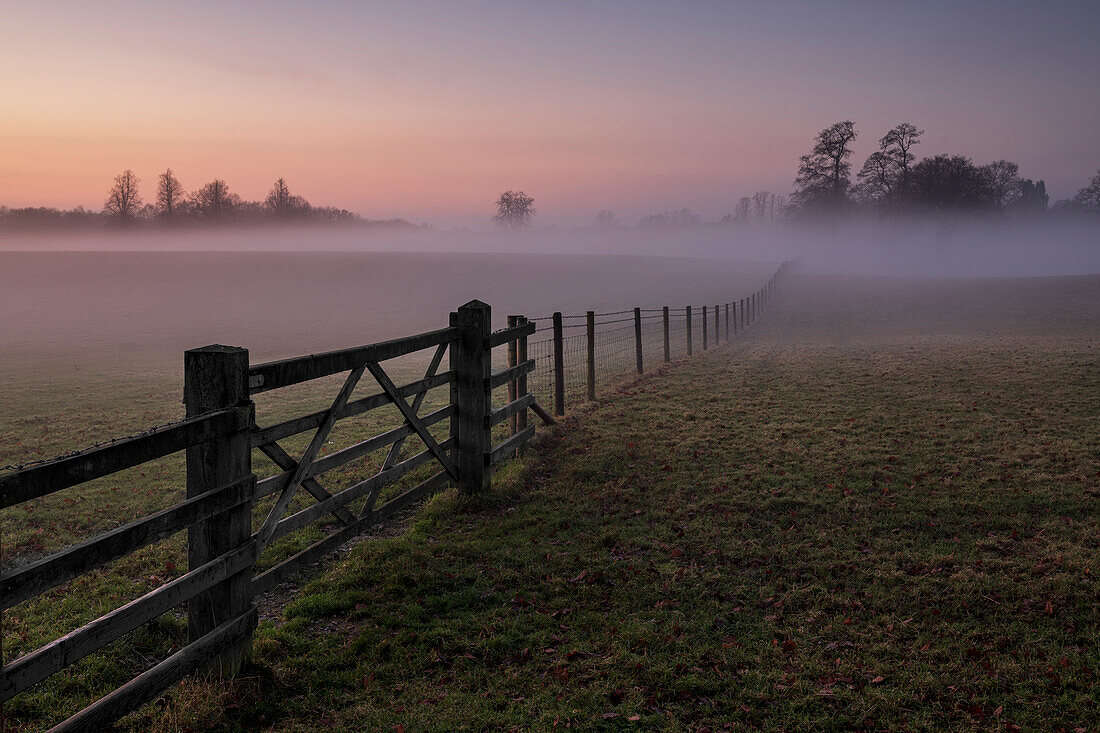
[3,1,1098,227]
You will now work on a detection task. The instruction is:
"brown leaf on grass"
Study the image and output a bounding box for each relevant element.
[871,675,885,684]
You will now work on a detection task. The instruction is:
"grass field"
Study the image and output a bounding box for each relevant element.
[5,269,1098,731]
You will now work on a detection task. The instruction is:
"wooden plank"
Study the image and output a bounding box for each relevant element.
[488,359,534,391]
[487,425,535,466]
[686,306,692,355]
[254,405,455,498]
[516,316,529,458]
[489,394,535,428]
[530,401,557,426]
[487,320,536,349]
[0,476,254,612]
[182,346,253,675]
[2,543,253,704]
[365,361,457,480]
[663,307,670,363]
[268,439,453,542]
[45,608,256,733]
[250,371,453,447]
[586,311,596,400]
[507,317,520,436]
[552,313,564,416]
[0,408,247,509]
[248,326,456,394]
[702,305,708,351]
[256,365,366,551]
[381,343,448,471]
[252,470,451,595]
[255,441,355,527]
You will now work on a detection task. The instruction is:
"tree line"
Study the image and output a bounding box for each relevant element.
[494,122,1100,230]
[0,170,424,231]
[789,120,1100,219]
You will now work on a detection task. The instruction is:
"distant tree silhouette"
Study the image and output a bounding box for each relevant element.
[793,121,857,213]
[1015,179,1048,212]
[853,123,923,206]
[752,191,774,222]
[265,178,310,218]
[493,191,536,229]
[981,160,1023,208]
[594,210,619,228]
[1071,169,1100,212]
[908,155,993,211]
[639,208,700,228]
[735,198,751,222]
[155,169,185,221]
[190,179,239,221]
[104,170,142,223]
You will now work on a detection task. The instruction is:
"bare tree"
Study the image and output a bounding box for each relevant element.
[104,169,142,223]
[853,151,895,203]
[156,169,185,221]
[793,121,857,212]
[493,191,536,229]
[752,192,772,222]
[854,123,924,206]
[981,160,1023,208]
[265,178,309,218]
[594,209,619,228]
[1072,169,1100,212]
[880,123,923,192]
[190,179,239,221]
[736,197,752,222]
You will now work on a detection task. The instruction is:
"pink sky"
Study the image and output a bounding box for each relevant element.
[3,1,1098,227]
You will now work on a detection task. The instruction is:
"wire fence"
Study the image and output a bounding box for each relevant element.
[520,259,789,411]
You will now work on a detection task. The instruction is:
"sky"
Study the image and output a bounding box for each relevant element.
[2,1,1099,227]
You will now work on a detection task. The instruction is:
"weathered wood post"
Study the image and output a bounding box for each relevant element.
[451,300,492,493]
[725,303,730,341]
[740,298,745,331]
[507,315,520,437]
[714,304,720,345]
[702,305,708,351]
[732,301,737,336]
[634,307,643,374]
[686,306,693,355]
[516,316,529,456]
[552,311,565,416]
[662,306,670,363]
[183,345,255,674]
[586,310,596,401]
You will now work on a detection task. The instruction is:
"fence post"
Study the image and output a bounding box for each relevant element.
[740,298,745,331]
[725,303,730,341]
[686,306,693,355]
[714,304,720,345]
[586,310,596,401]
[634,307,643,374]
[732,301,737,336]
[452,300,492,494]
[702,306,708,351]
[516,316,529,456]
[507,315,520,437]
[552,312,565,416]
[183,345,254,675]
[662,306,670,363]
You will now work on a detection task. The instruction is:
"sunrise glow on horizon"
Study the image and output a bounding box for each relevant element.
[3,1,1099,227]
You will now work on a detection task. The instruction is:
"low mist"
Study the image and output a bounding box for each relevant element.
[3,216,1097,278]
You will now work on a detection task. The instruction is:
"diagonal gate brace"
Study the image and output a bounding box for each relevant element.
[255,436,356,527]
[256,364,366,551]
[365,361,457,482]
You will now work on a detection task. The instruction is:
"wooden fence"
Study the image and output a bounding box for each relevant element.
[0,262,789,731]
